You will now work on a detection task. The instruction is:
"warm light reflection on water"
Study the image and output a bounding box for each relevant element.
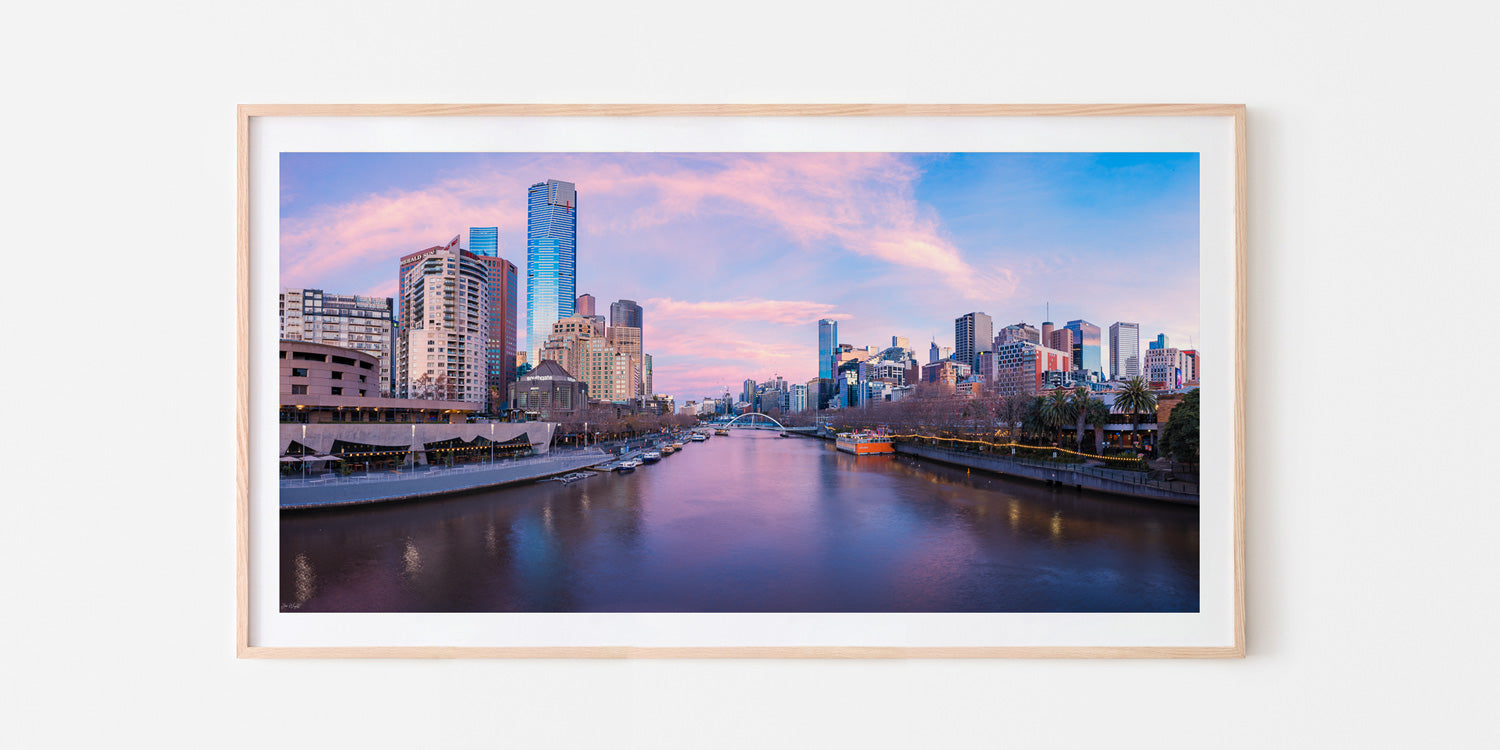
[280,432,1199,612]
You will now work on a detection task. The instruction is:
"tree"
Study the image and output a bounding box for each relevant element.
[1039,391,1072,444]
[1068,386,1109,453]
[1158,388,1200,465]
[1114,376,1159,452]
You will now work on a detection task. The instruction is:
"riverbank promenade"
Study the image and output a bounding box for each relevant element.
[893,443,1199,504]
[280,449,612,510]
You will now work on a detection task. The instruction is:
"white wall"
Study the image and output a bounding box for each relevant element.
[3,1,1496,747]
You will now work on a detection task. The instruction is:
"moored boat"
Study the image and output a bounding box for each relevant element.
[690,433,707,442]
[835,429,895,455]
[641,451,662,463]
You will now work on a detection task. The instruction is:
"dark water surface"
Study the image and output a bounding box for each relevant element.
[281,431,1198,612]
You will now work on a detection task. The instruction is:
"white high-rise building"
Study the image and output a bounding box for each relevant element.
[1110,322,1141,380]
[280,289,394,396]
[395,244,489,406]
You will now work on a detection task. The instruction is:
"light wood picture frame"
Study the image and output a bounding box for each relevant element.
[238,104,1245,658]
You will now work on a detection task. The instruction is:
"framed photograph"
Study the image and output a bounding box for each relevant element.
[238,104,1245,657]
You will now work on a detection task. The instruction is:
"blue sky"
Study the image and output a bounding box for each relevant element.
[281,152,1199,401]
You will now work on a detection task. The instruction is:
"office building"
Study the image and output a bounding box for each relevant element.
[526,179,577,364]
[955,312,993,370]
[470,234,519,413]
[988,341,1073,397]
[575,293,595,317]
[280,288,394,396]
[1064,319,1102,377]
[1182,350,1200,384]
[997,322,1040,346]
[1048,326,1073,355]
[539,314,596,377]
[606,324,644,395]
[580,337,639,403]
[818,319,839,379]
[643,353,653,396]
[1110,322,1141,380]
[790,383,808,412]
[1149,333,1171,351]
[468,226,498,256]
[610,298,643,329]
[1144,346,1190,390]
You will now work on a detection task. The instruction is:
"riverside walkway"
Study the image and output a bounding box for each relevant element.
[280,449,612,510]
[893,443,1199,505]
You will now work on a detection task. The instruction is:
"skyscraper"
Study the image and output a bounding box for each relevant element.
[576,293,595,317]
[1149,333,1171,351]
[608,299,645,395]
[527,179,577,364]
[1110,322,1141,380]
[1064,320,1102,377]
[395,238,490,406]
[469,226,498,256]
[929,340,941,364]
[467,227,519,412]
[955,312,993,371]
[818,319,838,379]
[610,299,643,329]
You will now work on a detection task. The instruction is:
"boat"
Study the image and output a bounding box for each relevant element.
[661,444,676,455]
[779,432,791,438]
[641,451,662,464]
[672,442,685,450]
[690,433,707,442]
[613,460,638,472]
[835,428,895,455]
[714,428,729,436]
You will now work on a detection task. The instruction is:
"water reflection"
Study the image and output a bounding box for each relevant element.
[281,431,1198,612]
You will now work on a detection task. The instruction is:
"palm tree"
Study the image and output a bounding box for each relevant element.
[1114,376,1159,453]
[1070,388,1112,453]
[1039,390,1073,445]
[1068,386,1097,452]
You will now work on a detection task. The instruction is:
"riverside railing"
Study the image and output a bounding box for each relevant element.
[895,442,1199,497]
[279,449,609,489]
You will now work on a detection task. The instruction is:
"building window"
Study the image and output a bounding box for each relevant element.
[291,368,308,377]
[331,371,343,380]
[291,385,307,395]
[331,387,343,395]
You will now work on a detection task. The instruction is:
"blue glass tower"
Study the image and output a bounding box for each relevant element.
[526,180,577,363]
[469,226,498,257]
[818,319,838,379]
[1064,319,1103,376]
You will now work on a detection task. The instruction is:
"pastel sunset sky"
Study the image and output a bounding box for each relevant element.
[280,152,1199,402]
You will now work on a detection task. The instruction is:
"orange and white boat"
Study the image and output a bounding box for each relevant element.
[835,429,895,455]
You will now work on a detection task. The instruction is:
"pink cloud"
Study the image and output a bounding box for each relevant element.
[644,297,850,326]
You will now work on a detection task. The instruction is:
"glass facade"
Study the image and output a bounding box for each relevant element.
[610,299,643,329]
[526,180,577,363]
[818,319,838,379]
[468,226,499,257]
[1065,319,1103,376]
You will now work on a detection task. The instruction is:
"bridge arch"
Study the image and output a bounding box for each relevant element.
[722,412,787,430]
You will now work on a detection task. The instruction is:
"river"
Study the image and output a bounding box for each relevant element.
[280,431,1198,612]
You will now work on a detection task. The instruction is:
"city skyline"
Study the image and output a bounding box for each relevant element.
[280,152,1199,403]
